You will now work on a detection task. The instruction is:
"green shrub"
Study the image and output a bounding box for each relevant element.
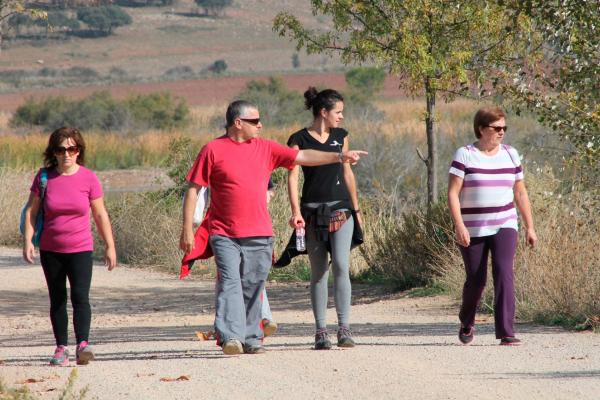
[236,77,308,127]
[345,67,386,100]
[77,6,132,35]
[126,92,190,130]
[195,0,233,16]
[163,65,195,79]
[208,59,227,74]
[10,91,190,132]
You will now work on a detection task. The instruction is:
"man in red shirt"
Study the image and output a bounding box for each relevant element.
[180,100,366,355]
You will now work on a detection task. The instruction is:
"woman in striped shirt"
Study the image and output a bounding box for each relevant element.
[448,106,537,346]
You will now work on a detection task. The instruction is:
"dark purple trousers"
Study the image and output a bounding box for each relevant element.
[458,228,518,339]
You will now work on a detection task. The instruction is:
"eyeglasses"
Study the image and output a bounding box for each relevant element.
[239,118,261,125]
[54,145,79,156]
[485,125,508,133]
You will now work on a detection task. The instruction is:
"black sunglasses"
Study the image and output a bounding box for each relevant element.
[239,118,261,125]
[485,125,508,133]
[54,145,79,156]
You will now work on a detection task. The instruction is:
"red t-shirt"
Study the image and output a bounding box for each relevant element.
[186,135,299,237]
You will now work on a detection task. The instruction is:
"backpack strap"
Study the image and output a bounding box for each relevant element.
[502,144,519,167]
[39,168,48,201]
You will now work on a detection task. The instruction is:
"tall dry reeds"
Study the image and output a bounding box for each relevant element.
[0,168,30,247]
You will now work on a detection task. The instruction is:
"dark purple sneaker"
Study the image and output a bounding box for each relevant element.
[458,326,474,345]
[500,337,522,346]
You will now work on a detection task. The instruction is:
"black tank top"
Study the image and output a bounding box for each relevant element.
[287,128,351,203]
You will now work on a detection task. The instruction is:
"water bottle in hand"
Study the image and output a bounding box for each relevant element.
[295,227,306,251]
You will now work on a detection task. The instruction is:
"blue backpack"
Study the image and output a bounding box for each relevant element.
[19,168,48,247]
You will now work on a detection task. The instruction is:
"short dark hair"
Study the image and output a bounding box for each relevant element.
[43,127,86,169]
[225,100,257,128]
[304,87,344,118]
[473,106,505,138]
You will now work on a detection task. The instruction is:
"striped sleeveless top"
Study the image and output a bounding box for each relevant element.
[449,144,523,237]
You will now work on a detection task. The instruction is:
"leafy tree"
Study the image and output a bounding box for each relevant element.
[194,0,233,17]
[274,1,534,207]
[0,0,46,53]
[77,5,131,35]
[499,1,600,186]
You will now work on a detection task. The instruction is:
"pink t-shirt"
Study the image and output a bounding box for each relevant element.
[30,166,103,253]
[186,135,299,238]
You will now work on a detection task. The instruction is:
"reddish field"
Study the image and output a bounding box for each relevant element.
[0,73,405,112]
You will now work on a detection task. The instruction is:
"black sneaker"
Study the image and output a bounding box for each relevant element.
[458,326,474,345]
[243,343,266,354]
[337,327,355,348]
[500,337,522,346]
[314,330,332,350]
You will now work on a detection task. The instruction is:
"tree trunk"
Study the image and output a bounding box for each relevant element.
[425,78,438,208]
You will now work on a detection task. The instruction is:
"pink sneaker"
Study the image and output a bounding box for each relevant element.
[76,341,95,365]
[50,345,70,366]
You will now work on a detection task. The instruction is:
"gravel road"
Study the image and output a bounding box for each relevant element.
[0,246,598,400]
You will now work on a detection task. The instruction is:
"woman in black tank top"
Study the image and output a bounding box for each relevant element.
[287,87,362,350]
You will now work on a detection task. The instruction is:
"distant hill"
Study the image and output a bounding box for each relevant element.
[0,0,344,91]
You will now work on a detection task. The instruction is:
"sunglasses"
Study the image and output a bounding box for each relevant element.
[54,145,79,156]
[485,125,508,133]
[239,118,261,125]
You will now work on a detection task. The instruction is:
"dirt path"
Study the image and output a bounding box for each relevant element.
[0,246,598,400]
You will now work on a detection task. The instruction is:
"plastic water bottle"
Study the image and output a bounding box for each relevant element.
[295,227,306,251]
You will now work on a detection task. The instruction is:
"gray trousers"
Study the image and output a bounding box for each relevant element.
[210,235,273,346]
[306,214,354,330]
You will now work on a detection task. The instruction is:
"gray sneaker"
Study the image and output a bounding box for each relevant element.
[314,330,332,350]
[337,327,355,348]
[222,339,243,355]
[243,343,266,354]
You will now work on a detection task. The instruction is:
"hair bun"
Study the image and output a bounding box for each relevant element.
[303,86,319,110]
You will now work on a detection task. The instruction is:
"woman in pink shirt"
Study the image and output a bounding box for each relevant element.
[22,127,116,366]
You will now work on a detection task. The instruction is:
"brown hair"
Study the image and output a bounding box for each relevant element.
[43,127,86,169]
[473,107,505,139]
[304,87,344,118]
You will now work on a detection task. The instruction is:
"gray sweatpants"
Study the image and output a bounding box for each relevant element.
[306,214,354,330]
[210,235,273,346]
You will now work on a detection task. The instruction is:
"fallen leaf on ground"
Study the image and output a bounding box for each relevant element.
[160,375,190,382]
[195,330,216,341]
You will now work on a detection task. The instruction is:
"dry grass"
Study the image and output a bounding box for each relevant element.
[0,168,30,247]
[434,169,600,328]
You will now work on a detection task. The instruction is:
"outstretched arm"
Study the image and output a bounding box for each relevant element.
[294,149,367,166]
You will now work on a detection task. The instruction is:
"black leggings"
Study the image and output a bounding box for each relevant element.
[40,251,93,346]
